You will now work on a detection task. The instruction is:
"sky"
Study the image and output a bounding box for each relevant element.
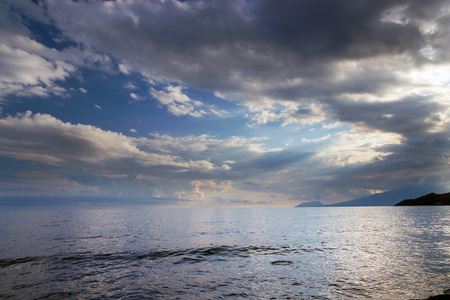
[0,0,449,207]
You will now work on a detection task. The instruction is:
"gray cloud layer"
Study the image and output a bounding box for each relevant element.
[46,0,449,100]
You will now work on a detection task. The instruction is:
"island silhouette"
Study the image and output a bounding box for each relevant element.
[394,192,450,206]
[296,187,450,207]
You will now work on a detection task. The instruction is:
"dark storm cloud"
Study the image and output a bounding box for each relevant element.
[265,69,400,100]
[328,95,447,137]
[253,0,422,62]
[45,0,449,102]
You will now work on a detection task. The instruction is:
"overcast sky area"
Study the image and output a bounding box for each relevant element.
[0,0,449,207]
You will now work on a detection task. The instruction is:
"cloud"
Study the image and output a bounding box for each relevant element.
[0,1,114,99]
[42,1,450,138]
[302,134,331,144]
[0,0,49,36]
[175,179,233,201]
[233,150,313,173]
[0,170,95,197]
[0,111,300,203]
[150,85,208,117]
[0,34,75,98]
[124,82,138,90]
[328,95,450,139]
[0,111,225,174]
[144,133,281,157]
[0,111,284,182]
[1,0,449,205]
[130,93,143,101]
[44,0,449,101]
[316,129,403,166]
[247,102,328,126]
[172,179,290,206]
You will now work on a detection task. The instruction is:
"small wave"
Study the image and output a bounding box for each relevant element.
[0,244,331,269]
[75,235,103,240]
[222,292,251,297]
[11,283,37,290]
[34,292,77,299]
[0,256,41,268]
[271,260,294,265]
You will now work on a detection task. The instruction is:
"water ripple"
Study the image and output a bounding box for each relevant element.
[1,207,449,299]
[1,244,330,269]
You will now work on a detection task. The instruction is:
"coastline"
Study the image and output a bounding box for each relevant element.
[423,289,450,299]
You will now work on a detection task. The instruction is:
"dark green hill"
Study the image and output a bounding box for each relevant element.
[394,192,450,206]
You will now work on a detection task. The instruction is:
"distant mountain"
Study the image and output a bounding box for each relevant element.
[295,201,325,207]
[394,192,450,206]
[295,186,444,207]
[329,186,437,207]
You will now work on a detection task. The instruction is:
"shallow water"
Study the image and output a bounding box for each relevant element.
[0,206,449,299]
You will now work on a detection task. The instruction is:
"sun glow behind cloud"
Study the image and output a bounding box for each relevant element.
[317,130,403,166]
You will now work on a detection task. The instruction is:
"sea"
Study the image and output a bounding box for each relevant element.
[0,206,449,299]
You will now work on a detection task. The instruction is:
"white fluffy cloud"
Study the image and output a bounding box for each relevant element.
[130,93,143,101]
[0,35,75,98]
[0,111,221,172]
[150,85,208,118]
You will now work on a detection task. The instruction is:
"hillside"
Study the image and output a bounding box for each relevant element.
[394,192,450,206]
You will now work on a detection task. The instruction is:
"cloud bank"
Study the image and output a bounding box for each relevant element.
[0,0,449,206]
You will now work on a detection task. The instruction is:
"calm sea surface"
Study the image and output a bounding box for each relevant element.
[0,206,449,299]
